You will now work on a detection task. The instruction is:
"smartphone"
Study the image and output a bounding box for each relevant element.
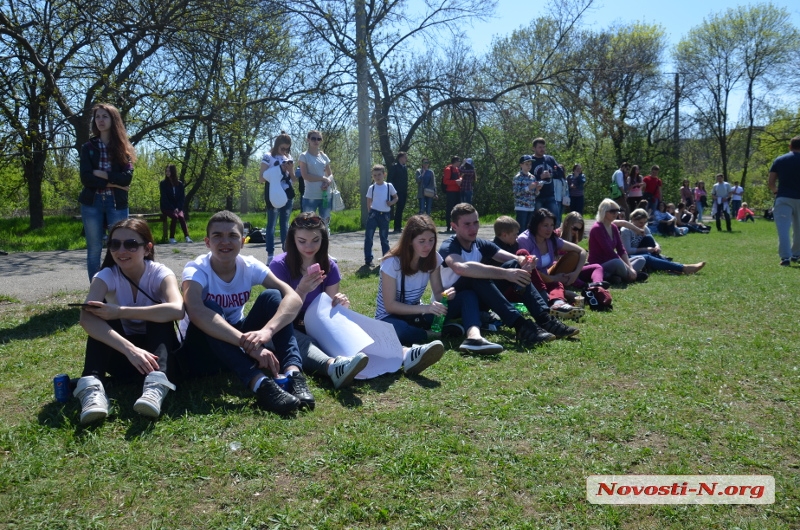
[307,263,320,275]
[67,303,92,308]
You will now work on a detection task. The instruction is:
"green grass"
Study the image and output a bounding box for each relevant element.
[0,210,367,253]
[1,221,798,528]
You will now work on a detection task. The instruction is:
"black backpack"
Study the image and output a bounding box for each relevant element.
[247,228,266,244]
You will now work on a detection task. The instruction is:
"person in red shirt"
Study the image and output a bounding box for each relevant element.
[442,156,462,233]
[642,165,663,212]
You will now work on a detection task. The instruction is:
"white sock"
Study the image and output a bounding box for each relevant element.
[252,375,267,393]
[326,361,337,378]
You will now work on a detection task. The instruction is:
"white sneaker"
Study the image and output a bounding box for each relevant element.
[133,371,176,418]
[74,376,108,425]
[169,238,177,244]
[184,236,193,243]
[330,353,369,389]
[403,340,445,376]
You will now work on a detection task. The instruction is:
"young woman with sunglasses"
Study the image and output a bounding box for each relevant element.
[73,218,183,424]
[298,130,333,232]
[79,103,136,281]
[260,132,297,263]
[587,199,646,284]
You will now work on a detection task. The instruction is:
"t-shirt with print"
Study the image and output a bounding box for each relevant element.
[299,150,331,200]
[269,253,341,316]
[94,261,174,335]
[180,252,269,336]
[366,182,397,212]
[438,236,501,289]
[516,231,564,273]
[375,254,443,321]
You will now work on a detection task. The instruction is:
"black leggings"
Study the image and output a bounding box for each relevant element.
[82,320,174,385]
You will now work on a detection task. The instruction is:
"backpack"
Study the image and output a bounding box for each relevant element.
[582,286,612,311]
[247,228,266,244]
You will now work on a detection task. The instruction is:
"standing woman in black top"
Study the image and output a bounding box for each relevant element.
[160,164,192,244]
[79,103,136,281]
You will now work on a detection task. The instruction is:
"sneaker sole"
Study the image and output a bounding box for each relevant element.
[80,409,108,424]
[133,399,161,418]
[458,342,504,354]
[333,355,369,389]
[405,342,445,376]
[549,307,585,321]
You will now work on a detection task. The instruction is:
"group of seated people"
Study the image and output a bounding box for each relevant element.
[68,199,704,423]
[648,200,711,236]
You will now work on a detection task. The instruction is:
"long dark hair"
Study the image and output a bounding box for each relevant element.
[387,215,438,276]
[90,103,136,166]
[285,212,330,280]
[165,164,179,186]
[528,208,558,245]
[100,218,155,270]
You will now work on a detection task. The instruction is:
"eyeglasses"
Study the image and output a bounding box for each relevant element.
[608,209,620,214]
[571,226,582,232]
[279,147,290,153]
[108,239,143,252]
[293,214,325,229]
[309,137,322,142]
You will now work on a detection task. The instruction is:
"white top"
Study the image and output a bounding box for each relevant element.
[731,185,744,200]
[299,150,331,200]
[375,254,443,321]
[94,261,174,335]
[180,253,270,335]
[367,182,397,212]
[612,169,625,189]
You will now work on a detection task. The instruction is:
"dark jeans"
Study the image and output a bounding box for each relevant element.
[715,208,731,232]
[82,319,174,385]
[639,253,683,273]
[452,259,550,327]
[569,196,584,215]
[381,289,483,346]
[445,191,460,229]
[162,209,190,239]
[731,200,742,219]
[393,188,408,232]
[266,202,292,256]
[364,209,391,263]
[178,289,302,388]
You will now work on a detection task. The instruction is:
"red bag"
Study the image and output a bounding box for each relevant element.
[583,286,612,311]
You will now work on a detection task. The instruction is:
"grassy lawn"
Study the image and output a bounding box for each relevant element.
[0,220,798,528]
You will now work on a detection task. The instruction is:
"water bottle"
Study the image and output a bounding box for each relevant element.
[322,189,329,210]
[430,294,448,333]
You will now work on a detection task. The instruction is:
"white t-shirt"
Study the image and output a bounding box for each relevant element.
[613,169,625,189]
[180,252,270,336]
[366,182,397,212]
[94,261,174,335]
[731,186,743,200]
[375,254,443,321]
[299,150,331,200]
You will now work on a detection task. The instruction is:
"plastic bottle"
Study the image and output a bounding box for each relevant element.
[322,189,329,210]
[430,293,448,333]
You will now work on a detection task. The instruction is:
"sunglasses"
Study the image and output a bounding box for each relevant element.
[309,137,322,142]
[108,239,143,252]
[585,290,599,306]
[608,209,620,214]
[293,215,325,229]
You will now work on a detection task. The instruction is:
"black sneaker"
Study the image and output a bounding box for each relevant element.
[515,320,556,346]
[636,271,649,282]
[441,322,465,338]
[609,275,623,285]
[256,378,300,414]
[588,281,610,289]
[458,337,504,354]
[287,372,315,411]
[539,317,579,339]
[780,258,791,267]
[791,256,800,263]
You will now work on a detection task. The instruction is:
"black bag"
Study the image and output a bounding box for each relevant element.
[247,228,266,244]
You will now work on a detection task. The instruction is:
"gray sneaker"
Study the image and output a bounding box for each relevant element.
[74,375,108,425]
[133,371,176,418]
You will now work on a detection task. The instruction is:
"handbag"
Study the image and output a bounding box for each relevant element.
[329,179,345,212]
[609,181,622,199]
[423,187,435,198]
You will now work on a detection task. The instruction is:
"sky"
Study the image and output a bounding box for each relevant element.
[467,0,800,60]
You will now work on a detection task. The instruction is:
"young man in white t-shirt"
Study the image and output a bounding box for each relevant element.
[364,164,398,267]
[180,210,310,414]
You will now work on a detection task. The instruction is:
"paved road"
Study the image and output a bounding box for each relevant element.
[0,226,501,303]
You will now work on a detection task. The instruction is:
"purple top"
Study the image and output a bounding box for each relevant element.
[516,230,564,272]
[587,222,627,265]
[269,253,341,315]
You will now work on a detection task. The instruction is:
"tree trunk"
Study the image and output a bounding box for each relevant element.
[740,78,756,188]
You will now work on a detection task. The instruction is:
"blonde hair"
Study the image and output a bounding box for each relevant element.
[596,199,620,222]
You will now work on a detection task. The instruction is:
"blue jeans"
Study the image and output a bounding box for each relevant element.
[774,197,800,259]
[364,209,391,263]
[81,194,128,281]
[515,210,533,234]
[639,253,684,273]
[266,202,292,256]
[381,289,483,346]
[179,290,302,387]
[301,198,331,232]
[535,196,559,218]
[461,190,473,205]
[452,259,550,326]
[419,196,433,215]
